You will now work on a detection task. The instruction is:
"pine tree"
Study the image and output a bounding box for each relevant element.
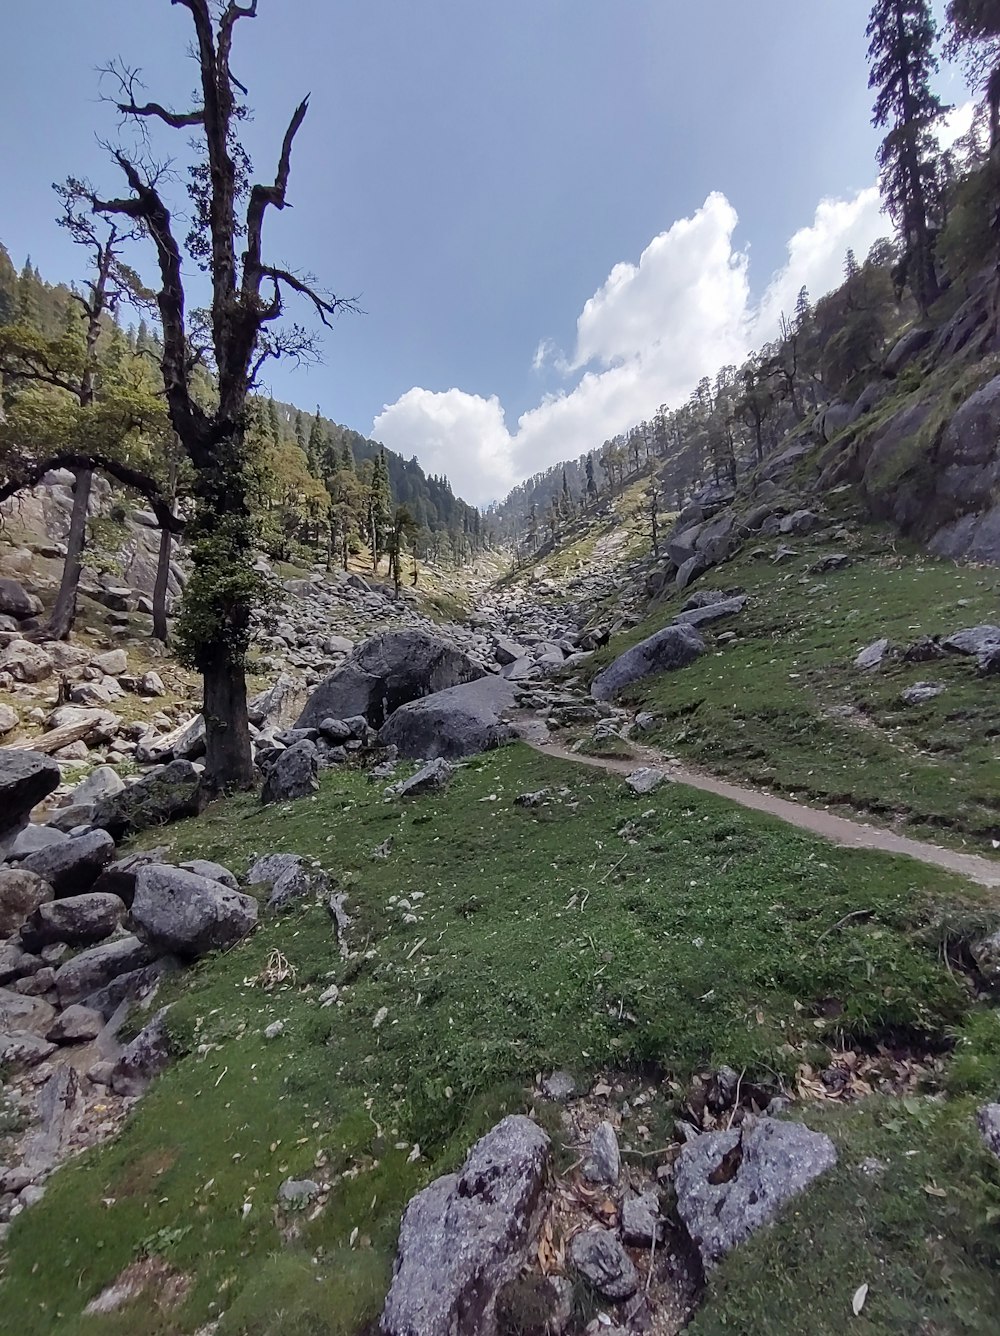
[585,455,598,501]
[867,0,945,314]
[267,398,281,444]
[367,449,393,571]
[294,408,307,451]
[339,438,355,472]
[307,406,324,476]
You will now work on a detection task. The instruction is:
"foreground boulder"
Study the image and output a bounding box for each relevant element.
[379,677,517,760]
[674,1117,837,1269]
[20,892,126,951]
[591,624,705,701]
[131,864,258,959]
[92,760,204,840]
[0,868,54,935]
[0,751,61,847]
[296,629,485,730]
[380,1114,550,1336]
[54,935,153,1007]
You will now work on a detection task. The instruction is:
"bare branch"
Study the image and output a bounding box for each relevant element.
[260,266,359,327]
[119,99,204,128]
[0,452,183,533]
[242,96,309,296]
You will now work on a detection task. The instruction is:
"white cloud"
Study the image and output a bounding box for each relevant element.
[373,185,893,506]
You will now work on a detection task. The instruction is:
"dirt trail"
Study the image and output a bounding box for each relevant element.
[526,733,1000,890]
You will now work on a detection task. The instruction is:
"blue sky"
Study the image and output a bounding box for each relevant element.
[0,1,970,503]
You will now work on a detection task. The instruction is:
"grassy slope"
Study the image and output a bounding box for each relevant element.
[3,747,1000,1333]
[582,522,1000,853]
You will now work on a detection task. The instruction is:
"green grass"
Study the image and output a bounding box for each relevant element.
[582,526,1000,853]
[3,745,999,1333]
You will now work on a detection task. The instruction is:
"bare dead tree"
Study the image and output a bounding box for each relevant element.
[88,0,355,790]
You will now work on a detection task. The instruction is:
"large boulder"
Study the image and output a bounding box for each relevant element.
[591,624,705,701]
[380,1115,550,1336]
[0,640,54,683]
[379,677,518,761]
[248,673,309,730]
[20,829,115,897]
[0,751,60,846]
[20,892,126,951]
[92,759,204,840]
[54,935,154,1007]
[245,852,328,912]
[111,1008,173,1096]
[296,630,486,730]
[131,863,258,959]
[674,1117,837,1269]
[673,596,747,629]
[135,714,206,765]
[261,739,319,805]
[0,578,42,621]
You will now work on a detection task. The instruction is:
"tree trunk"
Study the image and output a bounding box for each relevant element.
[202,648,255,792]
[42,468,93,641]
[152,523,172,644]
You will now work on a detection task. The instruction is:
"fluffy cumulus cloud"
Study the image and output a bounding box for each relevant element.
[374,185,892,506]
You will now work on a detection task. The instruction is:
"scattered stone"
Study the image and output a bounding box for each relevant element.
[582,1121,620,1185]
[625,767,666,796]
[6,823,68,862]
[135,713,206,765]
[248,673,308,730]
[0,703,18,735]
[674,1117,837,1269]
[854,638,891,671]
[810,553,852,573]
[591,624,704,701]
[0,1030,56,1070]
[131,864,258,959]
[0,578,42,621]
[568,1229,639,1301]
[246,852,328,912]
[385,757,454,800]
[264,1020,284,1039]
[380,1115,550,1336]
[977,1104,1000,1159]
[943,625,1000,656]
[138,671,166,697]
[278,1177,321,1207]
[674,596,747,628]
[900,682,945,706]
[902,635,944,663]
[71,765,125,807]
[46,1003,103,1044]
[317,717,353,743]
[261,738,319,805]
[540,1070,576,1101]
[621,1191,662,1245]
[0,640,54,683]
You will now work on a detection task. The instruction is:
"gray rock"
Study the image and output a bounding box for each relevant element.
[46,1003,103,1044]
[82,957,178,1020]
[0,703,18,735]
[568,1229,638,1301]
[494,637,527,667]
[778,509,821,535]
[979,646,1000,677]
[0,987,55,1034]
[110,1009,173,1095]
[621,1191,662,1245]
[884,325,933,376]
[943,625,1000,656]
[674,596,747,628]
[854,638,890,671]
[134,713,206,765]
[0,869,54,936]
[178,859,239,889]
[54,935,154,1007]
[0,641,54,683]
[675,554,710,590]
[900,682,945,707]
[380,1114,550,1336]
[977,1103,1000,1158]
[540,1070,576,1101]
[89,848,169,907]
[0,578,42,621]
[591,624,705,701]
[0,1030,56,1070]
[20,893,126,951]
[317,717,353,743]
[0,751,60,845]
[247,673,308,730]
[674,1116,837,1269]
[92,649,128,677]
[131,863,258,959]
[70,766,125,807]
[625,767,666,796]
[278,1177,321,1207]
[582,1121,620,1185]
[138,671,166,697]
[296,629,486,730]
[245,852,328,912]
[384,758,454,800]
[92,759,204,839]
[261,739,319,805]
[20,829,115,897]
[46,803,98,834]
[6,823,69,862]
[971,927,1000,987]
[0,943,41,985]
[379,677,517,761]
